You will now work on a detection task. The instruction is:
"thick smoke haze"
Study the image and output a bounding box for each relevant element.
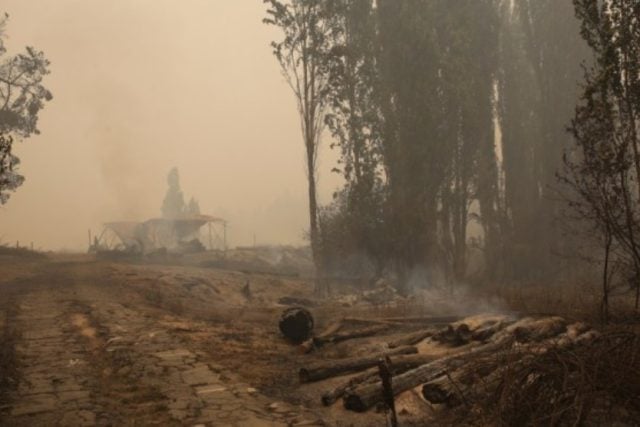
[0,1,341,250]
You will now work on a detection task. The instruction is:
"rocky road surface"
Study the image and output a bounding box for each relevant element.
[0,259,324,426]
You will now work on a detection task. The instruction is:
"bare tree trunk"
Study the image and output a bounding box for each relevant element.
[306,143,323,295]
[602,229,611,324]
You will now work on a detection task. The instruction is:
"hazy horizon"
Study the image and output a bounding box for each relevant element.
[0,1,342,251]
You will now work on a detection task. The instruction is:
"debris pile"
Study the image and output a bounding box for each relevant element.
[279,309,602,420]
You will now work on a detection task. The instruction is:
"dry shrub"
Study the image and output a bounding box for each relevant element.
[468,328,640,426]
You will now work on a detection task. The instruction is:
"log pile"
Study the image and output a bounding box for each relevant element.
[279,308,600,418]
[343,317,599,412]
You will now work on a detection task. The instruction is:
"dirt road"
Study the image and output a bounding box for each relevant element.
[0,258,324,426]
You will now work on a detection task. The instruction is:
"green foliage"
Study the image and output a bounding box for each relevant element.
[0,14,52,205]
[0,133,22,204]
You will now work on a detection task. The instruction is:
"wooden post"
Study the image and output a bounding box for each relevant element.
[88,229,92,248]
[378,357,398,427]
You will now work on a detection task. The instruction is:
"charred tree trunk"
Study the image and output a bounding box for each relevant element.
[279,307,314,344]
[299,345,417,383]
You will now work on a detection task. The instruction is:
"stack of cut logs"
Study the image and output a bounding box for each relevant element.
[279,308,599,413]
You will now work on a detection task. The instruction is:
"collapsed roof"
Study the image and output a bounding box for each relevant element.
[101,215,225,253]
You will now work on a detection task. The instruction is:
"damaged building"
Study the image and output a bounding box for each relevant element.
[90,168,226,255]
[91,214,226,255]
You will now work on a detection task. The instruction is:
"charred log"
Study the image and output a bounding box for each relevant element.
[471,320,512,342]
[381,316,461,325]
[320,353,440,406]
[299,319,344,353]
[343,317,566,412]
[299,345,418,383]
[421,327,598,407]
[279,307,314,344]
[432,324,472,347]
[387,328,438,349]
[313,324,390,347]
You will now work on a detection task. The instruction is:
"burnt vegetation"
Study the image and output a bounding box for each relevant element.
[1,1,640,426]
[262,0,640,425]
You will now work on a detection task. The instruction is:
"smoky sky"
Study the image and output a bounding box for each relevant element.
[0,1,342,250]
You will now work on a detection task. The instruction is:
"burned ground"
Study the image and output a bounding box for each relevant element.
[0,254,638,426]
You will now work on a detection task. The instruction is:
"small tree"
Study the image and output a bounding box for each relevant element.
[264,0,336,293]
[0,14,52,205]
[562,0,640,316]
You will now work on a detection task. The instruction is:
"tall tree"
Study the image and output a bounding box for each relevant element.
[497,0,589,280]
[373,0,502,289]
[0,13,52,204]
[264,0,335,292]
[434,0,501,282]
[323,0,388,281]
[375,0,449,292]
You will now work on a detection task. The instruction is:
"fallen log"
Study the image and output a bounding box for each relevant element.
[432,324,472,347]
[381,315,461,325]
[387,328,439,348]
[299,345,418,383]
[420,350,509,406]
[420,325,598,407]
[299,319,344,354]
[471,319,512,342]
[513,316,567,343]
[315,324,391,347]
[343,317,405,326]
[438,330,599,406]
[321,367,380,406]
[343,316,560,412]
[321,353,440,406]
[420,368,472,406]
[279,307,314,344]
[343,352,473,411]
[387,318,508,350]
